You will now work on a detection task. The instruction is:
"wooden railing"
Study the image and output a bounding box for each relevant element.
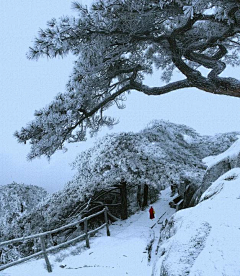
[0,208,110,273]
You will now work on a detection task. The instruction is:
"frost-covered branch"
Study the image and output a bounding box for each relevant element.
[16,0,240,158]
[131,79,192,95]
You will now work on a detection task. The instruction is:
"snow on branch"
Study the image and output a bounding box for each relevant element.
[16,0,240,158]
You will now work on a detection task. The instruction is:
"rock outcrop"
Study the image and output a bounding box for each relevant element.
[191,137,240,205]
[153,169,240,276]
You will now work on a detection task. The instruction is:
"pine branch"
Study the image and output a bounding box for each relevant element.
[131,79,192,95]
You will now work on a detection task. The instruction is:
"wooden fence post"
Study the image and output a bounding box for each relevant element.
[40,236,52,273]
[104,208,110,236]
[84,218,90,248]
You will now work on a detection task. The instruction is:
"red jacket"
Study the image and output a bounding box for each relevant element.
[149,207,155,219]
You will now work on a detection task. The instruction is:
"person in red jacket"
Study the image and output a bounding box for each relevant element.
[149,206,155,219]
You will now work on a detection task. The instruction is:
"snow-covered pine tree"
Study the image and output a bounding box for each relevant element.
[69,120,207,217]
[14,0,240,160]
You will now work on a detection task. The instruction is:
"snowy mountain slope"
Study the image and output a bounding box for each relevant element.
[196,132,240,160]
[2,189,175,276]
[153,168,240,276]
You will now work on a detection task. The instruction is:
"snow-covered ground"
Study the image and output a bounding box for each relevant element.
[2,188,175,276]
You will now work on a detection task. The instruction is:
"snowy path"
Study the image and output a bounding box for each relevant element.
[3,188,175,276]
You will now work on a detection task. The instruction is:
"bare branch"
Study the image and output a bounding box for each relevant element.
[227,39,240,47]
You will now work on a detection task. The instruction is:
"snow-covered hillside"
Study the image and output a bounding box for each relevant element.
[154,175,240,274]
[3,159,240,275]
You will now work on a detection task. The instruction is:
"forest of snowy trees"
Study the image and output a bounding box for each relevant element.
[14,0,240,160]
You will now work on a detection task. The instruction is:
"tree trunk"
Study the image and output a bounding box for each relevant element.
[142,184,148,209]
[137,185,142,208]
[120,181,128,220]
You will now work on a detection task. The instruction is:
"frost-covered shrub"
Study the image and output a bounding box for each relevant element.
[0,183,47,239]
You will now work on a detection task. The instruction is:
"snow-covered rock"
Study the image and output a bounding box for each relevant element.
[203,136,240,169]
[192,137,240,205]
[154,168,240,276]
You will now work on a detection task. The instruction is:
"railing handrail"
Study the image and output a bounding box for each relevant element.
[0,207,110,272]
[0,208,105,247]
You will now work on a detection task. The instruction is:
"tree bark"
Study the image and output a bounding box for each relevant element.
[142,184,149,209]
[120,181,128,220]
[137,185,142,208]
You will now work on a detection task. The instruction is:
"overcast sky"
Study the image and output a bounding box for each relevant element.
[1,0,240,193]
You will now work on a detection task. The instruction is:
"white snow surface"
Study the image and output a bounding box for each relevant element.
[182,134,194,144]
[203,135,240,168]
[2,188,175,276]
[154,168,240,276]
